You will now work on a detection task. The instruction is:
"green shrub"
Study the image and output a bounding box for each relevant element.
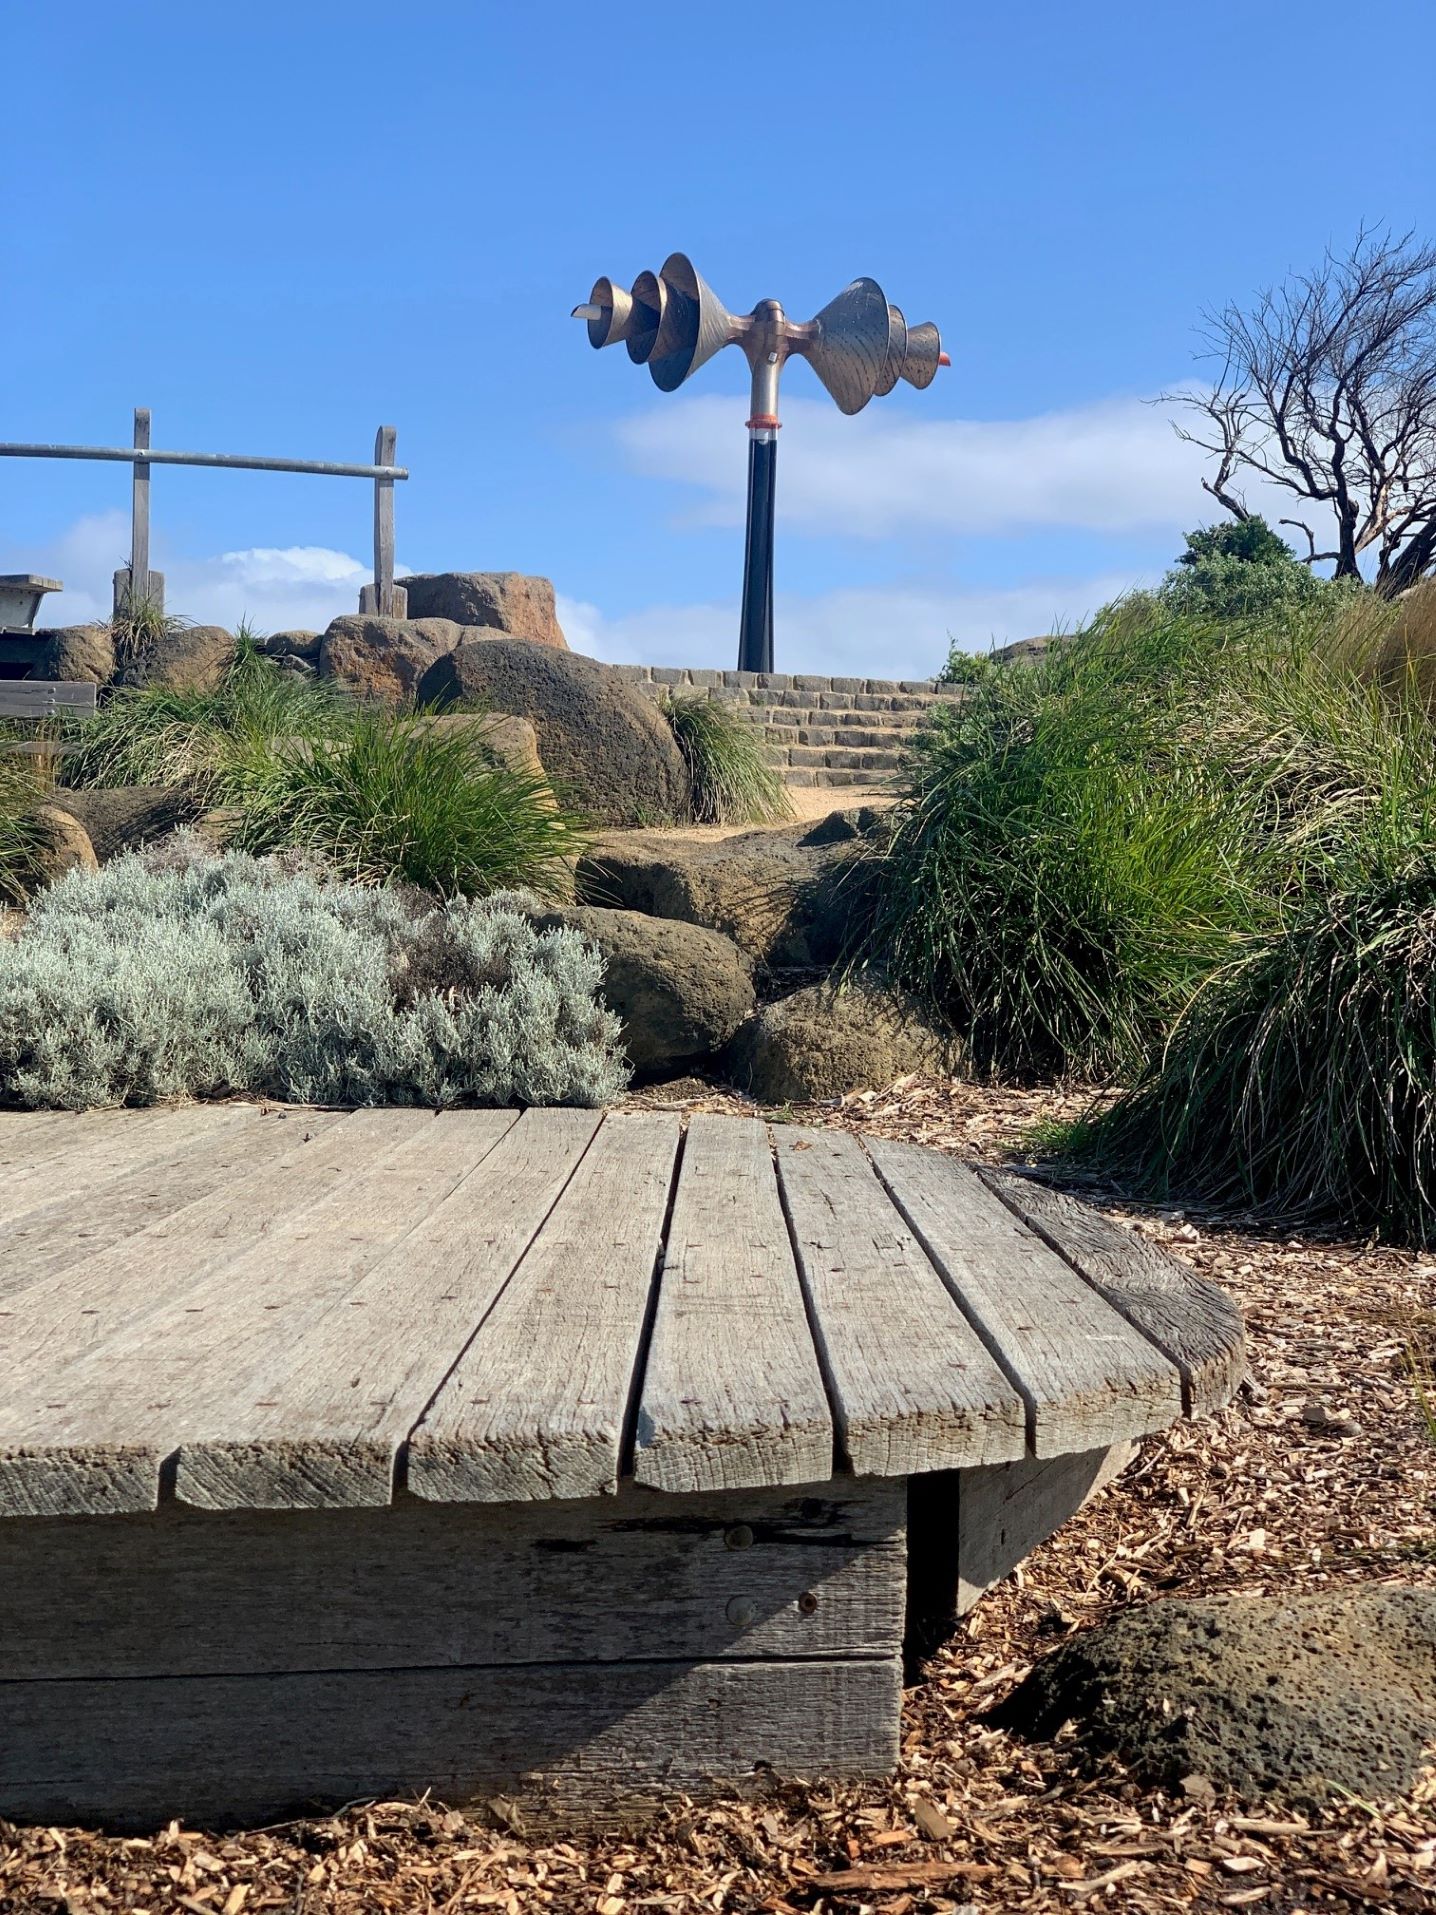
[661,693,792,825]
[63,639,348,793]
[1156,516,1341,620]
[1072,854,1436,1242]
[0,844,627,1110]
[220,714,585,898]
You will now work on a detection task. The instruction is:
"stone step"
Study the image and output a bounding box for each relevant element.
[784,766,900,788]
[753,724,910,754]
[744,705,922,730]
[795,726,903,749]
[735,687,959,715]
[613,663,961,701]
[785,745,904,771]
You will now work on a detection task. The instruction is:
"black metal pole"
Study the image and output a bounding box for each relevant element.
[738,429,776,674]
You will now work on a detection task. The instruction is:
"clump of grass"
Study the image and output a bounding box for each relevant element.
[63,640,349,793]
[661,693,792,825]
[0,764,50,906]
[107,592,189,670]
[1070,854,1436,1241]
[868,593,1436,1086]
[220,714,586,899]
[861,611,1283,1079]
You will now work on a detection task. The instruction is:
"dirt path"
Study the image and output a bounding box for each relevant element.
[5,1078,1433,1912]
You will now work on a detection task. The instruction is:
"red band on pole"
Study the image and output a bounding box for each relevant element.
[746,414,782,430]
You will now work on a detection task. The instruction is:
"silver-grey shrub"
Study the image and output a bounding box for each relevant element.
[0,840,628,1110]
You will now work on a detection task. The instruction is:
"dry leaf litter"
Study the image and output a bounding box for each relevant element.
[4,1076,1433,1914]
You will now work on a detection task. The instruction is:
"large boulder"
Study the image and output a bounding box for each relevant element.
[418,642,691,828]
[725,976,962,1102]
[24,803,99,887]
[46,786,203,861]
[261,628,321,663]
[114,624,236,694]
[992,1586,1436,1808]
[29,624,116,685]
[410,712,547,783]
[576,807,884,967]
[400,572,567,648]
[529,905,755,1075]
[319,615,467,704]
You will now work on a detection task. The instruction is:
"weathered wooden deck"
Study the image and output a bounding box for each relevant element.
[0,1105,1245,1826]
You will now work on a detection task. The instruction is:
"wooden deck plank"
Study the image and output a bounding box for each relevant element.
[866,1140,1183,1455]
[0,1110,501,1516]
[0,1656,902,1830]
[774,1127,1026,1474]
[633,1114,833,1494]
[0,1109,374,1407]
[0,1478,905,1678]
[408,1112,672,1504]
[176,1108,600,1509]
[0,1109,223,1224]
[0,1107,336,1302]
[977,1168,1248,1416]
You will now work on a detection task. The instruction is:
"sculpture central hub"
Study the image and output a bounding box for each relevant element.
[573,253,947,671]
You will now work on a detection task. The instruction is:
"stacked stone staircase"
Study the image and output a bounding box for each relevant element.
[611,664,964,791]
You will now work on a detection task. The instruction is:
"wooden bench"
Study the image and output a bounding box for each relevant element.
[0,1106,1244,1828]
[0,679,97,721]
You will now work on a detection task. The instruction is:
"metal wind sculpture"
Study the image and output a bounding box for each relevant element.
[573,254,948,672]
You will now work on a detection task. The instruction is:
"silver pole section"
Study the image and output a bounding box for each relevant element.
[0,443,408,480]
[130,408,152,605]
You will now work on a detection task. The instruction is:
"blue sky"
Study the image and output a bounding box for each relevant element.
[5,1,1434,676]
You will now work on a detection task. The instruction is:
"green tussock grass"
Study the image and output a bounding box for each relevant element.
[107,592,190,671]
[861,608,1289,1079]
[1073,856,1436,1240]
[220,713,586,899]
[661,693,792,825]
[0,763,51,907]
[63,638,349,795]
[868,583,1436,1241]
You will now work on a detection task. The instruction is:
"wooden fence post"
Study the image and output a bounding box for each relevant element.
[113,407,164,618]
[359,425,406,618]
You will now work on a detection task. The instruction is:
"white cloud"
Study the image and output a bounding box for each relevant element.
[1,512,383,633]
[558,572,1136,681]
[614,391,1328,547]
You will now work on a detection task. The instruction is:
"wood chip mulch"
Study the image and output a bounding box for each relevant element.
[4,1078,1434,1913]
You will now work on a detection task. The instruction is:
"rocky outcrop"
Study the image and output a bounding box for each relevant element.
[725,976,962,1102]
[418,642,691,828]
[529,905,755,1075]
[318,615,469,704]
[992,1585,1436,1807]
[114,624,237,694]
[576,807,884,968]
[399,572,567,648]
[46,786,203,861]
[29,624,116,685]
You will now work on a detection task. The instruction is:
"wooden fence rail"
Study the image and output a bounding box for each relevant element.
[0,410,410,620]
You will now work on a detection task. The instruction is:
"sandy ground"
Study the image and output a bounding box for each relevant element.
[4,1078,1433,1913]
[643,786,897,845]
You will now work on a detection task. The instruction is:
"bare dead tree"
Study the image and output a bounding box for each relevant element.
[1167,229,1436,594]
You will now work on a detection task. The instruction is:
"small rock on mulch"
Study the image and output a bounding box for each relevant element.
[992,1581,1436,1809]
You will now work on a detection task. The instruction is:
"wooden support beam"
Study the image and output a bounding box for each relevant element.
[130,407,151,605]
[356,424,409,618]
